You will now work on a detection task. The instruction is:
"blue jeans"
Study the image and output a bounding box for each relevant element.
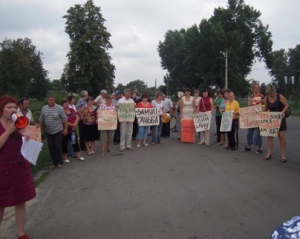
[137,126,150,140]
[151,117,163,143]
[247,127,262,147]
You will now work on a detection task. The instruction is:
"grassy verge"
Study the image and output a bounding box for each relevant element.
[31,142,53,187]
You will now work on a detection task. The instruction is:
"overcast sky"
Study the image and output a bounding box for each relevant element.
[1,0,299,89]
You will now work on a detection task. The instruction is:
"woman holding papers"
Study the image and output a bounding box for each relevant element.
[0,96,36,239]
[77,97,100,155]
[262,84,289,163]
[97,94,116,156]
[196,90,214,145]
[136,94,153,147]
[151,92,165,144]
[223,92,240,150]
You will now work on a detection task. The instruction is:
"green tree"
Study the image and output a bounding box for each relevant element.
[62,0,115,96]
[0,38,49,100]
[158,0,273,97]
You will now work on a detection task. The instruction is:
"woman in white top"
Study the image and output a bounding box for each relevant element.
[151,91,165,144]
[192,89,201,114]
[180,88,194,119]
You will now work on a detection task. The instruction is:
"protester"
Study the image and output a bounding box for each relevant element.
[118,89,135,152]
[17,97,39,128]
[113,90,122,145]
[151,91,165,144]
[97,94,116,156]
[131,90,139,141]
[214,90,224,143]
[180,88,194,119]
[217,89,229,146]
[136,93,153,147]
[223,92,240,150]
[262,84,289,162]
[192,89,201,114]
[67,95,77,112]
[196,89,214,145]
[161,93,173,137]
[76,90,89,151]
[67,95,77,158]
[94,89,107,106]
[0,95,36,239]
[174,91,184,139]
[242,83,265,154]
[39,95,68,168]
[61,99,84,162]
[77,97,100,155]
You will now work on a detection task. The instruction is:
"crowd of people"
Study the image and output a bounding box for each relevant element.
[0,83,290,238]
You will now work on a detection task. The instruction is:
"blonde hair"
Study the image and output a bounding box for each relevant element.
[266,84,276,95]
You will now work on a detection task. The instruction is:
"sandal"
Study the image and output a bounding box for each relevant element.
[281,158,287,163]
[107,148,113,153]
[151,142,155,145]
[143,144,149,147]
[19,235,30,239]
[87,151,92,155]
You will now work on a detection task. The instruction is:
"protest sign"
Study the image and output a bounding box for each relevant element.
[117,103,135,122]
[257,112,282,137]
[193,112,212,132]
[97,110,118,130]
[220,111,233,132]
[29,126,41,142]
[239,105,262,129]
[135,108,159,126]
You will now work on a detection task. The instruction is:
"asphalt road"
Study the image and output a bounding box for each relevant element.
[2,116,300,239]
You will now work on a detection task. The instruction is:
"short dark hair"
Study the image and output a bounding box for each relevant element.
[61,99,68,105]
[67,95,75,102]
[185,87,191,92]
[141,93,148,99]
[216,90,224,96]
[18,97,29,106]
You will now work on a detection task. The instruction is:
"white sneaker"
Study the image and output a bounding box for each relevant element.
[77,157,85,161]
[64,159,70,163]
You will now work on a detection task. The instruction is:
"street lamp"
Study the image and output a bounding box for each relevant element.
[220,51,228,89]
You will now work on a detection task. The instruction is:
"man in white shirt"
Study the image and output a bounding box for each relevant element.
[94,89,107,105]
[161,94,173,137]
[117,89,135,152]
[17,97,40,128]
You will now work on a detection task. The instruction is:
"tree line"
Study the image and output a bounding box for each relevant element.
[0,0,299,100]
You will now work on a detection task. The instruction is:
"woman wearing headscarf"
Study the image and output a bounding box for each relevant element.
[0,95,36,239]
[262,84,289,162]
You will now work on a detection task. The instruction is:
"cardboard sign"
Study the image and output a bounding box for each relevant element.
[257,112,282,137]
[193,112,212,132]
[220,111,233,132]
[239,105,262,129]
[97,109,118,130]
[29,126,41,142]
[135,108,159,126]
[117,103,135,122]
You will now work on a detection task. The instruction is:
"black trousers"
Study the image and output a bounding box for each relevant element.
[215,116,222,142]
[47,131,63,166]
[62,132,80,154]
[161,111,171,137]
[113,121,120,143]
[78,120,86,150]
[227,119,237,149]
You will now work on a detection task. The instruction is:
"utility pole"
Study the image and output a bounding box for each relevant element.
[225,51,228,89]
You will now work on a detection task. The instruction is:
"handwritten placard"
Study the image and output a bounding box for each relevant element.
[29,126,41,142]
[135,108,159,126]
[97,110,118,130]
[257,112,282,137]
[220,111,233,132]
[239,105,262,129]
[193,112,212,132]
[117,103,135,122]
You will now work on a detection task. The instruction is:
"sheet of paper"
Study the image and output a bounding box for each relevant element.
[21,138,43,166]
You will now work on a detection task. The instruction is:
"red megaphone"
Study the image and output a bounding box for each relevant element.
[11,113,29,129]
